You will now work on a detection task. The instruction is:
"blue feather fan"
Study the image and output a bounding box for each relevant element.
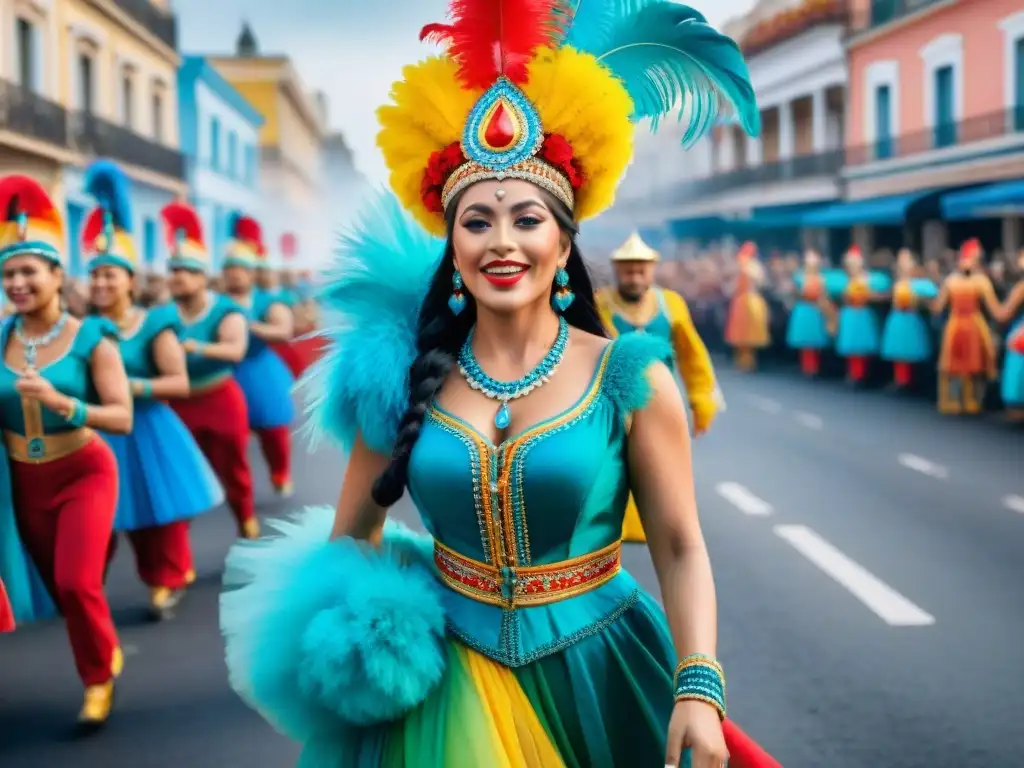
[84,159,133,231]
[298,190,444,455]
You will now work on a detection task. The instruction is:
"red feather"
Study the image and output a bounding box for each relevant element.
[81,208,105,249]
[160,202,204,249]
[419,0,565,89]
[233,216,262,248]
[0,175,60,227]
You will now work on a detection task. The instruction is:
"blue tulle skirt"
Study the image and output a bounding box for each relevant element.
[103,400,224,531]
[881,310,932,363]
[836,306,881,356]
[235,346,296,429]
[0,443,56,623]
[1001,319,1024,407]
[786,301,830,350]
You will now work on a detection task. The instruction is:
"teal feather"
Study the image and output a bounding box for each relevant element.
[84,159,133,231]
[297,189,443,455]
[601,333,674,414]
[562,0,671,53]
[868,270,892,293]
[588,2,760,144]
[910,277,939,300]
[821,268,849,298]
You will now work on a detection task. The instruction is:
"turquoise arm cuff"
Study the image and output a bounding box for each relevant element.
[673,654,726,720]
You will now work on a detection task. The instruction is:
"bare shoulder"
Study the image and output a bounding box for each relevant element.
[569,327,611,360]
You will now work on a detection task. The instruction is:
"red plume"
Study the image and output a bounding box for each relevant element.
[419,0,565,89]
[960,238,981,258]
[0,175,60,227]
[81,208,105,250]
[160,202,203,249]
[233,216,262,248]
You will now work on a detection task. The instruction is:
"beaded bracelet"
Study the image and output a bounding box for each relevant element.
[673,653,726,720]
[132,379,153,398]
[64,398,88,428]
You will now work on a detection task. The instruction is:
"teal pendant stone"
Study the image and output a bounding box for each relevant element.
[494,402,511,429]
[448,293,466,315]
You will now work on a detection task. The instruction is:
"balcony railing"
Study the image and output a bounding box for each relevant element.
[70,111,185,179]
[110,0,177,50]
[0,79,69,148]
[846,107,1024,167]
[669,148,845,202]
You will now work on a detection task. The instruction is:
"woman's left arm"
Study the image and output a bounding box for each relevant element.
[84,338,133,434]
[628,361,726,768]
[250,302,294,343]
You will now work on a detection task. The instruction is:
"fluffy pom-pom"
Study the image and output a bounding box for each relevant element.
[220,507,447,741]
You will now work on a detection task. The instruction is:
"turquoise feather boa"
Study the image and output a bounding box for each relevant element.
[298,190,444,455]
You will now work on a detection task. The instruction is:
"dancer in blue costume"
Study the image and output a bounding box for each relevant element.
[82,161,223,619]
[880,249,937,388]
[993,251,1024,418]
[219,2,766,766]
[787,249,843,376]
[220,213,297,495]
[834,245,892,383]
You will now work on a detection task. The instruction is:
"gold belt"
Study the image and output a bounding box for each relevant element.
[4,428,95,464]
[434,539,622,609]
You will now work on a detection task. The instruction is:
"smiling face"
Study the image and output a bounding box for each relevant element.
[2,254,62,314]
[223,264,254,294]
[451,179,570,315]
[89,264,133,311]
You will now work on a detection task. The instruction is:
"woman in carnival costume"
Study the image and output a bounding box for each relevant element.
[0,175,133,726]
[83,161,224,620]
[220,2,770,767]
[595,231,728,545]
[787,249,839,377]
[879,248,937,389]
[992,248,1024,419]
[160,202,258,538]
[221,213,297,496]
[931,238,1000,415]
[724,242,770,372]
[834,245,891,384]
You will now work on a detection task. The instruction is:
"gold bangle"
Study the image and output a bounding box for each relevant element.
[674,693,726,721]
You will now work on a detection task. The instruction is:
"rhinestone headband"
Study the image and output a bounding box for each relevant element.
[441,158,575,213]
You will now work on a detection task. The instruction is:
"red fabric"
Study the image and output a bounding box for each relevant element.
[894,361,912,386]
[126,520,194,589]
[0,577,14,633]
[1009,324,1024,354]
[11,437,120,685]
[256,425,292,487]
[724,720,783,768]
[171,379,255,532]
[269,340,306,377]
[799,349,819,376]
[847,355,867,381]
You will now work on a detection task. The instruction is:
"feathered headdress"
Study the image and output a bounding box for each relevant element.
[959,238,982,269]
[0,175,64,266]
[223,211,264,269]
[379,0,760,235]
[160,201,209,272]
[736,241,757,264]
[82,160,137,273]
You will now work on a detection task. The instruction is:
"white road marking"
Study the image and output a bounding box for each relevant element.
[1003,495,1024,514]
[715,482,773,516]
[747,396,782,414]
[897,453,949,479]
[794,411,823,430]
[774,525,935,627]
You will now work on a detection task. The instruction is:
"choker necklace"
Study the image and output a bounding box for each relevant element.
[458,316,570,429]
[15,311,70,368]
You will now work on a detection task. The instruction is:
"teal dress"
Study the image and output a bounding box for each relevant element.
[100,307,224,531]
[610,288,676,368]
[233,290,295,428]
[174,293,244,389]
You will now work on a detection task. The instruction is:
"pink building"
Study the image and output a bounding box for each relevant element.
[821,0,1024,256]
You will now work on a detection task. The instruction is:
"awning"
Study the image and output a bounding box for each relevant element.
[667,217,726,239]
[738,202,834,230]
[941,179,1024,220]
[802,191,935,228]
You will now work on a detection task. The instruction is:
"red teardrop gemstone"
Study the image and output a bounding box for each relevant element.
[483,102,516,149]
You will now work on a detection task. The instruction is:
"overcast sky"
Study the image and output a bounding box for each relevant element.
[172,0,757,184]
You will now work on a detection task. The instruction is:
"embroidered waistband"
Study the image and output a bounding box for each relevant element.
[434,539,621,609]
[190,371,231,395]
[4,428,94,464]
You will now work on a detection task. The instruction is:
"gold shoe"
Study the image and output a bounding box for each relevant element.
[184,569,197,585]
[77,681,115,727]
[241,517,261,540]
[149,586,184,620]
[275,480,295,498]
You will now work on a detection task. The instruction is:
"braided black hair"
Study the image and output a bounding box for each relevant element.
[369,191,607,507]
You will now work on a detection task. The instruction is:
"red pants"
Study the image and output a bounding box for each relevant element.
[0,577,13,632]
[11,438,120,686]
[256,426,292,487]
[125,521,194,589]
[170,379,255,531]
[269,340,306,377]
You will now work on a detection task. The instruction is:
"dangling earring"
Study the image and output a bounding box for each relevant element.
[552,266,574,312]
[448,270,467,315]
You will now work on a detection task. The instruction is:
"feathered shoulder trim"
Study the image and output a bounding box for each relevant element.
[600,332,673,416]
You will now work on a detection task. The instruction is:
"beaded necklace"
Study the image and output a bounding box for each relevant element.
[14,311,69,369]
[458,316,570,429]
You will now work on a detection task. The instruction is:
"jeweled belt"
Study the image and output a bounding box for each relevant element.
[4,428,94,464]
[433,539,621,609]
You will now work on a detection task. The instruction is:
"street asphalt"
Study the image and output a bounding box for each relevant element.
[1,369,1022,767]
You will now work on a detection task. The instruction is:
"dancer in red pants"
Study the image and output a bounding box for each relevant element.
[159,202,257,539]
[220,213,296,495]
[0,175,133,727]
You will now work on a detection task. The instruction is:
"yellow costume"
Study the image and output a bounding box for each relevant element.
[596,232,721,543]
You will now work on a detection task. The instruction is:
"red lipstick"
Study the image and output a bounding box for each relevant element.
[481,260,529,288]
